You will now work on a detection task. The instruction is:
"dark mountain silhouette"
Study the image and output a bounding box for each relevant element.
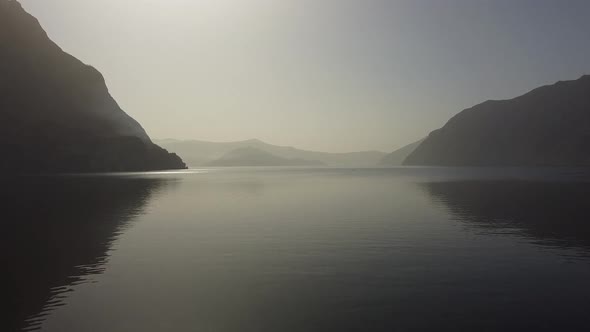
[0,1,186,172]
[380,139,424,166]
[156,139,386,167]
[1,176,170,331]
[205,147,324,167]
[405,75,590,166]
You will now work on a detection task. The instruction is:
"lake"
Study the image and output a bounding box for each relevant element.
[3,167,590,331]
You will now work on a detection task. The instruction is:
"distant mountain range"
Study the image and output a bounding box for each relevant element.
[0,1,186,172]
[405,75,590,166]
[205,147,324,167]
[156,139,386,167]
[380,139,424,166]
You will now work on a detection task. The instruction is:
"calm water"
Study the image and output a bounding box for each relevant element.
[3,167,590,332]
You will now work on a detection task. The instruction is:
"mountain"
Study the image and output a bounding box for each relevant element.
[0,0,186,172]
[405,75,590,166]
[380,139,424,166]
[156,139,386,167]
[205,147,324,167]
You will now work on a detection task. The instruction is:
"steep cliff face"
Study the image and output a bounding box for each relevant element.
[405,76,590,166]
[0,1,186,172]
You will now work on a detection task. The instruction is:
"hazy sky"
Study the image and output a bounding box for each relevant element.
[20,0,590,152]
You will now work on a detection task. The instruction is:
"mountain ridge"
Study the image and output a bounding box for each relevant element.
[404,75,590,166]
[205,147,324,167]
[0,1,186,172]
[380,139,424,166]
[156,138,386,167]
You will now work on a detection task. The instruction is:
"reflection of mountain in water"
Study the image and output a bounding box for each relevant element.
[420,180,590,252]
[0,176,168,331]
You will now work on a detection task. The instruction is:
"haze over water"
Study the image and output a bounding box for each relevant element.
[4,168,590,331]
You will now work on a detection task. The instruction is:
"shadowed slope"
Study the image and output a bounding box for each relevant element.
[0,1,186,172]
[380,139,424,166]
[405,76,590,166]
